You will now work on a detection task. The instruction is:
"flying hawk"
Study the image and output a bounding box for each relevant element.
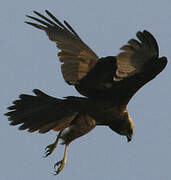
[5,10,167,175]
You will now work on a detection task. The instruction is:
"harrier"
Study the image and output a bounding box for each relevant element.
[5,10,167,175]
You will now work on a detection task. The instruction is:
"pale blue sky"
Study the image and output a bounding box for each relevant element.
[1,0,171,179]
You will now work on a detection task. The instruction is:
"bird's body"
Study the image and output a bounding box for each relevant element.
[5,10,167,175]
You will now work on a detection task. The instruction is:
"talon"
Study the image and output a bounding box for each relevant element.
[44,132,62,158]
[54,160,66,175]
[54,160,61,168]
[44,143,56,158]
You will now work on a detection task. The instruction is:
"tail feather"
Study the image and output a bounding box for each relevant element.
[5,89,78,133]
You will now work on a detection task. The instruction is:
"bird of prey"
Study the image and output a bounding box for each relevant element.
[5,10,167,175]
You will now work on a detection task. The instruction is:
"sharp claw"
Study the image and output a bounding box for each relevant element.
[43,143,56,158]
[54,160,61,168]
[43,151,50,158]
[54,160,65,175]
[45,145,50,151]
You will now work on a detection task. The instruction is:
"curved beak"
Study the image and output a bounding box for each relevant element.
[126,135,132,142]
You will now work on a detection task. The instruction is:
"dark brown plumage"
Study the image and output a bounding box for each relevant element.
[5,10,167,174]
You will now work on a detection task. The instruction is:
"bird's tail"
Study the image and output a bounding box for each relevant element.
[5,89,81,133]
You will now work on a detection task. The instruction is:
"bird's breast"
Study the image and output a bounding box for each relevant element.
[91,106,125,126]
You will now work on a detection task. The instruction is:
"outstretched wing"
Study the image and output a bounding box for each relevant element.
[115,30,161,81]
[25,10,98,85]
[110,30,167,105]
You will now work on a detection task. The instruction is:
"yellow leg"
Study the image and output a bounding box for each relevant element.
[44,131,62,157]
[54,144,69,175]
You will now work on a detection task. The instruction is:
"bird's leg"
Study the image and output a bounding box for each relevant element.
[54,144,69,175]
[44,131,62,157]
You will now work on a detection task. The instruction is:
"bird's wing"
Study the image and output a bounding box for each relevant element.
[25,10,99,85]
[114,30,160,81]
[110,30,167,104]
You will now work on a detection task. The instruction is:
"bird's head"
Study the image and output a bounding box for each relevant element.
[109,111,134,142]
